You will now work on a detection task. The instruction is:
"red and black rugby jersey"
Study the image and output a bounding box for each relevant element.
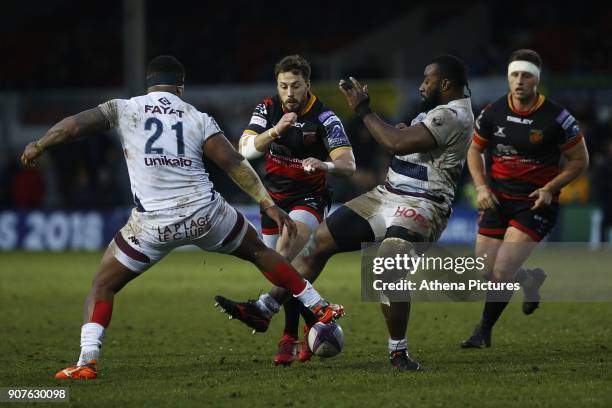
[243,94,352,200]
[472,94,583,200]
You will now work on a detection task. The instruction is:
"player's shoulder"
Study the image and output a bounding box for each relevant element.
[483,95,509,114]
[253,95,277,116]
[263,95,277,106]
[429,97,472,125]
[102,97,129,108]
[98,98,129,124]
[539,97,580,134]
[539,96,569,117]
[315,100,342,127]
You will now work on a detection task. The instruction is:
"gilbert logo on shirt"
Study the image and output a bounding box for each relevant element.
[144,156,193,167]
[494,126,506,138]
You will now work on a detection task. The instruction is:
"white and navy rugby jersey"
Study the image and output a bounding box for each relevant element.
[98,91,222,211]
[384,97,474,206]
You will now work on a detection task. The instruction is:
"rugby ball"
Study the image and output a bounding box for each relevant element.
[307,321,344,358]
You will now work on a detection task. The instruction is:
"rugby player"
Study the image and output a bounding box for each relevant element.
[238,55,355,365]
[216,55,474,370]
[20,56,343,379]
[461,49,589,348]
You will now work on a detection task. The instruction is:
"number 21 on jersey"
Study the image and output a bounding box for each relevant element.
[144,117,184,155]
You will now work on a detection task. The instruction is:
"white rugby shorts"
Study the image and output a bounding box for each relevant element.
[110,196,248,273]
[344,185,449,243]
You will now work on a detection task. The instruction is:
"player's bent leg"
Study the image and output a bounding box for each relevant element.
[274,219,314,366]
[500,226,546,315]
[492,226,538,281]
[474,233,504,279]
[462,234,507,349]
[463,227,539,350]
[231,225,311,296]
[263,221,343,314]
[277,215,318,261]
[216,225,343,333]
[83,243,141,323]
[462,211,507,349]
[291,204,374,287]
[291,222,339,284]
[56,243,141,379]
[376,228,422,371]
[276,220,338,364]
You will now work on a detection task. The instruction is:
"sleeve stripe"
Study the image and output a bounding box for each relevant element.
[329,146,353,159]
[472,131,488,146]
[242,129,258,136]
[559,132,583,152]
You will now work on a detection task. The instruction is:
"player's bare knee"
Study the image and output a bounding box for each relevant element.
[309,224,337,258]
[377,237,414,258]
[232,226,269,262]
[492,263,515,281]
[276,229,310,260]
[380,227,422,257]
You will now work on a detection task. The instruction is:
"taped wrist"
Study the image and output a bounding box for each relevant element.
[34,140,45,153]
[355,98,372,118]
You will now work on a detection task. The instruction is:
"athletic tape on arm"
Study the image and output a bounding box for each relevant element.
[239,133,264,159]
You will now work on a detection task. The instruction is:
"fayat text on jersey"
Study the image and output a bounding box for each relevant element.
[144,104,184,117]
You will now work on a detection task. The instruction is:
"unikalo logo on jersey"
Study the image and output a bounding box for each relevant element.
[144,156,193,167]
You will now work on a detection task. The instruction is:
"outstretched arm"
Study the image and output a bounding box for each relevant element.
[203,133,297,237]
[21,107,111,166]
[339,77,436,155]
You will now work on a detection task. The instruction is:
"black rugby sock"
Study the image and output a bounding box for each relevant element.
[282,297,302,337]
[300,304,319,327]
[481,287,515,330]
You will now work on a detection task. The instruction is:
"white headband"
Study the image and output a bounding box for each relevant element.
[508,60,540,80]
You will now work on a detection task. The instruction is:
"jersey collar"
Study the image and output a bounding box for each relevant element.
[507,93,545,116]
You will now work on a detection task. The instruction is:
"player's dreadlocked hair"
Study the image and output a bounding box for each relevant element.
[274,55,311,82]
[430,54,470,95]
[146,55,185,87]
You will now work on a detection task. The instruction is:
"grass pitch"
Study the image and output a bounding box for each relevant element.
[0,251,610,407]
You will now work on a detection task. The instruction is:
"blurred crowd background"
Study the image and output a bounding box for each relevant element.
[1,0,611,242]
